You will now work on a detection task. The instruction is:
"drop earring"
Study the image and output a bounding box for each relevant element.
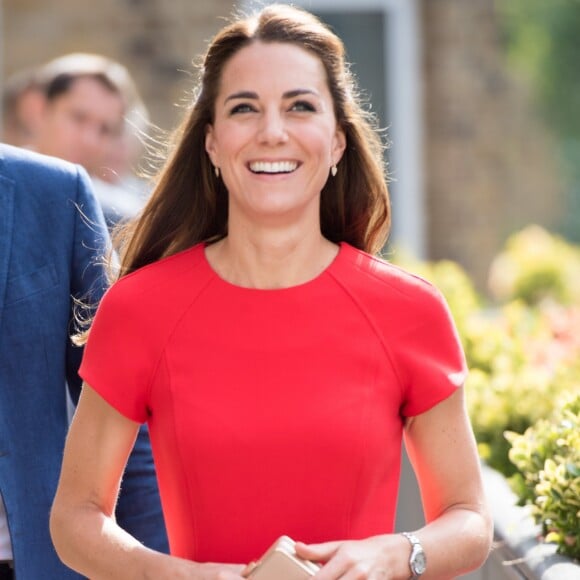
[331,164,338,177]
[214,166,220,178]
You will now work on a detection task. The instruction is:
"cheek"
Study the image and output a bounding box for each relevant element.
[215,128,250,163]
[60,119,81,139]
[303,125,340,158]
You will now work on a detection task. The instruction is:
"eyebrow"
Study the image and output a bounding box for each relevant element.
[224,88,320,103]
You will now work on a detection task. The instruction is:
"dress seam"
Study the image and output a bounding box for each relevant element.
[344,358,379,535]
[160,350,202,558]
[146,269,217,558]
[143,260,214,410]
[326,270,406,403]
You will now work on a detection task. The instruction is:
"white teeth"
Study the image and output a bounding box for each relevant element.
[249,161,298,174]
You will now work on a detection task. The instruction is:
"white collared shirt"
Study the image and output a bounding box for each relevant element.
[0,493,13,560]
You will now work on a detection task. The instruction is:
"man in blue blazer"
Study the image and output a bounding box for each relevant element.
[0,144,167,579]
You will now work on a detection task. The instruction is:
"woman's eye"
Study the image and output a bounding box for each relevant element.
[291,100,316,112]
[230,103,255,115]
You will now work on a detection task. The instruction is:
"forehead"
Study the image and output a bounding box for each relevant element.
[219,41,329,95]
[51,77,124,116]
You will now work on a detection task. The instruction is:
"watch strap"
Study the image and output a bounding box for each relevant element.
[402,532,426,579]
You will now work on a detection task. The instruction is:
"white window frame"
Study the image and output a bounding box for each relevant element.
[241,0,425,257]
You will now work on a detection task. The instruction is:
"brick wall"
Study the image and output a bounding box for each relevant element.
[3,0,237,131]
[421,0,563,289]
[2,0,564,290]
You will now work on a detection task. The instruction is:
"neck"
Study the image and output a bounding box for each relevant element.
[206,223,338,289]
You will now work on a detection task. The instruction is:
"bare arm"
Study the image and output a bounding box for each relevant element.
[403,387,493,578]
[297,389,493,579]
[50,384,245,580]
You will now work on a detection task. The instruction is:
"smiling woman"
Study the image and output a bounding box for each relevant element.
[204,41,346,271]
[49,4,493,580]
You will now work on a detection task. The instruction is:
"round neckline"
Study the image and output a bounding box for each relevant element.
[201,241,347,293]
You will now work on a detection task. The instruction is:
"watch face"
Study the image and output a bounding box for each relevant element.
[412,551,427,575]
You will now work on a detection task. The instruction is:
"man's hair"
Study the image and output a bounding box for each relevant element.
[36,53,147,124]
[1,67,42,143]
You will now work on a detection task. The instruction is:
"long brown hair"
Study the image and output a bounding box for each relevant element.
[116,4,390,279]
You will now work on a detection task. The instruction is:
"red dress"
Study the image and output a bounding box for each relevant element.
[79,242,466,563]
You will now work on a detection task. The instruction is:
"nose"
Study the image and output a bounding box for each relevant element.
[77,124,102,154]
[77,124,111,174]
[257,109,288,145]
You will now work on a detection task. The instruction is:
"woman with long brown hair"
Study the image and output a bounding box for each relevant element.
[50,5,492,579]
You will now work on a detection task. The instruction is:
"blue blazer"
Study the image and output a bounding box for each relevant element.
[0,145,167,578]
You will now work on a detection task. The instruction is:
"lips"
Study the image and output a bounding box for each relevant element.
[249,160,299,174]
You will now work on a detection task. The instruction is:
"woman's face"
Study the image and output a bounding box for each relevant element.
[205,41,345,228]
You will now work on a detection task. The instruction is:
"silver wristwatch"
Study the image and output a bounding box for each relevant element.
[402,532,427,579]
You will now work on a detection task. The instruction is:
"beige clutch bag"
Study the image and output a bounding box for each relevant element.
[244,536,321,580]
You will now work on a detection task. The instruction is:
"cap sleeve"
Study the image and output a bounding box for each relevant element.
[79,278,159,423]
[395,283,467,417]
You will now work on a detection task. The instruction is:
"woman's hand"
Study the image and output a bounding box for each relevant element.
[295,535,410,580]
[189,562,246,580]
[144,557,246,580]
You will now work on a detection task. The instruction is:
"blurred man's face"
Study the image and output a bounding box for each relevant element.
[2,85,45,147]
[34,76,124,177]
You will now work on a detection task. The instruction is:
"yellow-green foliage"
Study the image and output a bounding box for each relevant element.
[488,225,580,306]
[465,302,580,475]
[425,260,482,337]
[392,231,580,559]
[506,394,580,560]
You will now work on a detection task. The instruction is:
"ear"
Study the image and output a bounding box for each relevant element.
[24,90,48,136]
[205,124,218,166]
[36,96,51,125]
[332,126,346,166]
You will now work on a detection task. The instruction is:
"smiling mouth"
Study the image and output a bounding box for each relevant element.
[249,160,299,174]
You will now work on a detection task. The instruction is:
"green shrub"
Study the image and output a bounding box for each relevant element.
[488,225,580,306]
[465,302,580,476]
[392,231,580,560]
[423,259,482,336]
[505,394,580,560]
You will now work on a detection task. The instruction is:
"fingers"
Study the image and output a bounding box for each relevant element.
[198,562,246,579]
[299,537,395,580]
[224,562,246,578]
[315,560,390,580]
[241,560,257,577]
[312,556,389,580]
[297,541,354,580]
[295,540,342,561]
[311,554,349,579]
[230,563,246,575]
